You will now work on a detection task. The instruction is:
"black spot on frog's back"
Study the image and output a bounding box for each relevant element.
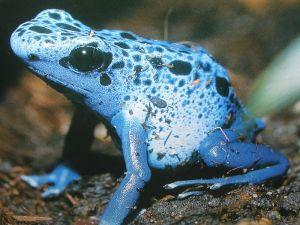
[155,47,164,52]
[28,54,40,61]
[199,61,212,72]
[59,57,69,68]
[124,95,131,101]
[150,96,167,108]
[100,73,111,86]
[56,23,81,32]
[143,79,152,86]
[178,79,186,87]
[215,76,230,97]
[48,12,61,20]
[101,52,113,70]
[134,65,143,75]
[149,57,163,68]
[120,32,137,40]
[112,61,125,69]
[169,60,192,75]
[18,29,26,37]
[122,50,129,57]
[34,36,41,41]
[115,42,130,49]
[29,26,52,34]
[157,152,166,160]
[133,55,141,62]
[133,78,141,86]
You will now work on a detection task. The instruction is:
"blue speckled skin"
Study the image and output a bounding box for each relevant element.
[10,9,290,225]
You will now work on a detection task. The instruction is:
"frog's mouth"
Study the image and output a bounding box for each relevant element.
[28,66,91,102]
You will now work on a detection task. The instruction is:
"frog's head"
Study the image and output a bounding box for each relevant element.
[11,9,133,118]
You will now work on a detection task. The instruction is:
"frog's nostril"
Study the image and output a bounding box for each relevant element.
[28,54,40,61]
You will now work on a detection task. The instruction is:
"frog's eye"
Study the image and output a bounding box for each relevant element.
[69,46,104,72]
[215,76,230,97]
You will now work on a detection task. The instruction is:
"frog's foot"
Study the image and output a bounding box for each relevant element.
[165,129,290,192]
[164,169,267,191]
[164,154,289,191]
[21,164,81,198]
[177,190,206,199]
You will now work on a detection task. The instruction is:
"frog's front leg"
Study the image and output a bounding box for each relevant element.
[100,110,151,225]
[165,129,290,191]
[22,105,99,197]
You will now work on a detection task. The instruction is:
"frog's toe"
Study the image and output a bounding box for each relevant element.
[177,190,206,199]
[41,184,67,198]
[164,179,224,190]
[21,174,56,188]
[21,164,81,197]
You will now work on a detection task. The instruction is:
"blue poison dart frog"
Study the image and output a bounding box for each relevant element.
[10,9,290,225]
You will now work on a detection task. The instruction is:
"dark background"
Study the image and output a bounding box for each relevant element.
[2,0,300,97]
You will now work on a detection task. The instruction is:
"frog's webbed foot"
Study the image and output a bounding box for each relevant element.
[22,106,96,198]
[21,164,80,198]
[164,176,241,191]
[176,190,206,199]
[165,129,290,193]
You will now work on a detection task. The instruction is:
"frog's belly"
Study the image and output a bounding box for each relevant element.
[147,126,204,170]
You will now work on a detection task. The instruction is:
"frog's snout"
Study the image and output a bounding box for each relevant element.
[10,27,39,62]
[10,9,90,64]
[10,30,24,59]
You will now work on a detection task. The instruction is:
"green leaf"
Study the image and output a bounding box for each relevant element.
[247,37,300,116]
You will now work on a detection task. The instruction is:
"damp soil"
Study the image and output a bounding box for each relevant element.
[1,92,300,225]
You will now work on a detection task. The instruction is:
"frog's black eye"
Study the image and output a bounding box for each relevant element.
[215,76,230,97]
[69,46,104,72]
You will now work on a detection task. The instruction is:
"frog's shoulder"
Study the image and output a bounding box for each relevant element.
[94,29,227,87]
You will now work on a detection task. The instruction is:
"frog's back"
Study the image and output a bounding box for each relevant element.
[136,48,244,169]
[96,32,245,170]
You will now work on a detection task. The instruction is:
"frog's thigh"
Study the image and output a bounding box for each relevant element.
[165,129,289,190]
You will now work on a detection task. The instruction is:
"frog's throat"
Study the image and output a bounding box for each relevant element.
[28,66,90,102]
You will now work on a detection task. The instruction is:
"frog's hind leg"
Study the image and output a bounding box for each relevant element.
[164,129,290,191]
[21,105,99,198]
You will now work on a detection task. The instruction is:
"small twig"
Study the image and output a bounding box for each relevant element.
[191,79,201,86]
[164,8,173,40]
[2,208,52,224]
[215,127,230,142]
[161,63,174,68]
[164,131,172,146]
[65,192,79,206]
[89,29,95,37]
[13,215,53,223]
[226,166,244,175]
